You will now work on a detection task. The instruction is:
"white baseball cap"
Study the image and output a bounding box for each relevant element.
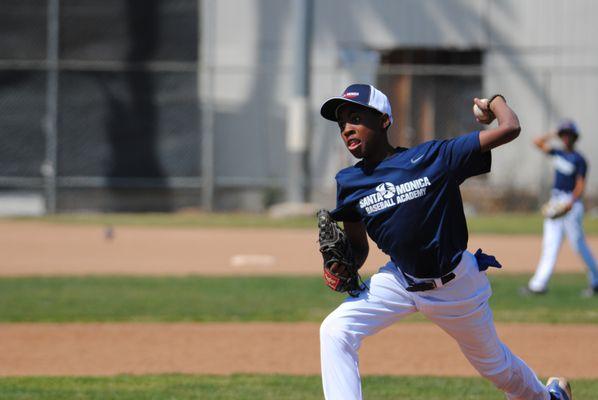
[320,84,393,125]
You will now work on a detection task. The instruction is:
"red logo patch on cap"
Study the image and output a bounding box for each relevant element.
[343,92,359,99]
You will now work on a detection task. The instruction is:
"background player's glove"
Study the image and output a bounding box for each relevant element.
[541,200,572,219]
[317,209,362,296]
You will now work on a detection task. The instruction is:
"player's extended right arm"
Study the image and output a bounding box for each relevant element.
[532,132,556,154]
[478,96,521,152]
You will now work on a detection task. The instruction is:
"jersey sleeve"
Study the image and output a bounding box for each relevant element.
[330,178,361,222]
[439,131,492,184]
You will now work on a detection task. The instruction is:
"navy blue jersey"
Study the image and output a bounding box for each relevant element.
[331,131,490,279]
[549,149,587,193]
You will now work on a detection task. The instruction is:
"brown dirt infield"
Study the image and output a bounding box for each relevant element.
[2,221,596,276]
[1,322,596,378]
[1,221,597,378]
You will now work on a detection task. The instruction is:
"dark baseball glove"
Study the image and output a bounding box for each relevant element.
[317,209,362,296]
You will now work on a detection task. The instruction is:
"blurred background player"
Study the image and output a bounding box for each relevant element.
[525,120,598,297]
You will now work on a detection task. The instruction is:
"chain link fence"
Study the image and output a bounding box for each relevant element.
[0,0,200,213]
[1,1,596,214]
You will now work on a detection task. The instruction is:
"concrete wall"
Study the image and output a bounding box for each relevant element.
[204,0,598,210]
[484,0,598,199]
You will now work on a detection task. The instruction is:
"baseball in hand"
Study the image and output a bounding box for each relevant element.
[473,98,495,124]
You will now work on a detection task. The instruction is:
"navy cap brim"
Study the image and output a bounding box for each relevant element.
[320,97,380,122]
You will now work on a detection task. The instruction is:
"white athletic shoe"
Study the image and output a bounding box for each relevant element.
[546,377,572,400]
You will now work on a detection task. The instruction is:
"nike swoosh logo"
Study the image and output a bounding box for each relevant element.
[410,154,424,164]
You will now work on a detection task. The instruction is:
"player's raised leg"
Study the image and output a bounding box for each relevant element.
[434,305,548,399]
[320,263,417,400]
[421,252,549,400]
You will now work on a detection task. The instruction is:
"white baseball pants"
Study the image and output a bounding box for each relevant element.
[320,251,550,400]
[529,198,598,292]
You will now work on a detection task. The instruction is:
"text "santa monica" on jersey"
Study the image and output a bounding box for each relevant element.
[359,177,432,214]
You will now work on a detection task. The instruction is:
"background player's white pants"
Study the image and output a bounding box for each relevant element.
[320,251,549,400]
[529,198,598,292]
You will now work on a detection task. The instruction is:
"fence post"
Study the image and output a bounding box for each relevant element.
[199,0,215,211]
[43,0,60,214]
[285,0,313,204]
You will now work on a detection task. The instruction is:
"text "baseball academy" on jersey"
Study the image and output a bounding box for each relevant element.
[359,177,432,215]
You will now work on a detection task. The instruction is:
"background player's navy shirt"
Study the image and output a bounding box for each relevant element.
[548,149,587,193]
[331,131,491,279]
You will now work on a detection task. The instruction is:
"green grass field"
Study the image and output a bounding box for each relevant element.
[1,274,596,323]
[9,212,598,235]
[4,214,597,398]
[1,374,596,400]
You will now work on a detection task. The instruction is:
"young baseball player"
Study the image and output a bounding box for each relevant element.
[525,121,598,296]
[319,84,572,400]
